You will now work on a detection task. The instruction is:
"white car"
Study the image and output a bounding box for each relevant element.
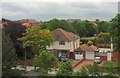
[94,57,102,64]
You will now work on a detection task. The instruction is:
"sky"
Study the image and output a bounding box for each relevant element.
[1,0,119,21]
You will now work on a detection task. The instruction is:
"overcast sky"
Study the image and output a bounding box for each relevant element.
[1,0,119,21]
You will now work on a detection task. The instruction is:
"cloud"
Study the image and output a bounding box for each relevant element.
[1,1,118,21]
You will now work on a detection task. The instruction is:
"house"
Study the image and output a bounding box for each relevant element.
[74,44,98,60]
[85,45,98,60]
[98,48,112,53]
[47,28,80,58]
[21,19,40,27]
[74,44,89,60]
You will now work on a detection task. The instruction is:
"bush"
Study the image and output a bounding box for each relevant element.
[87,40,93,46]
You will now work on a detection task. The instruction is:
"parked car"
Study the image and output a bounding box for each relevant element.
[94,57,102,64]
[59,55,68,62]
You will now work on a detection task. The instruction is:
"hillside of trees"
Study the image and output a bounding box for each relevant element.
[2,14,120,60]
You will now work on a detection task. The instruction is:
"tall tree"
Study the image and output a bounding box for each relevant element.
[18,26,54,53]
[2,18,26,59]
[97,21,111,33]
[2,30,21,76]
[97,32,110,44]
[71,20,98,37]
[41,19,74,33]
[110,14,120,52]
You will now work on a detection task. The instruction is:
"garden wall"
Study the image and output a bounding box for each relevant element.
[112,52,120,62]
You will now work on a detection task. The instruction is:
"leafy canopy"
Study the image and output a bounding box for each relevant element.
[56,60,73,76]
[2,30,22,76]
[110,14,120,52]
[87,40,93,46]
[34,51,57,76]
[18,26,54,53]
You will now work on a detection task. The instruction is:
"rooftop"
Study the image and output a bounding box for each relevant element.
[52,28,79,41]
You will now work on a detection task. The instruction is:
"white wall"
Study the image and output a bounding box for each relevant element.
[47,41,71,50]
[47,38,80,52]
[107,52,111,61]
[86,51,94,60]
[75,52,83,59]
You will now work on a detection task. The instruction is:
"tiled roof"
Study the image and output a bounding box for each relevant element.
[22,19,38,23]
[52,28,79,41]
[86,45,98,51]
[75,44,98,52]
[81,44,89,51]
[22,23,30,27]
[74,46,84,52]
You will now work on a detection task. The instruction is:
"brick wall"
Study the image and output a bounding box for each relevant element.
[112,52,120,62]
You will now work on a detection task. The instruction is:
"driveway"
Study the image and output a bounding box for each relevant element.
[73,60,94,72]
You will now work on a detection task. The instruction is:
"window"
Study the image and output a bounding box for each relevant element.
[76,52,82,55]
[76,53,79,54]
[59,41,65,45]
[80,52,82,55]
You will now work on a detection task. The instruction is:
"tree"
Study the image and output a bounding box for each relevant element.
[71,20,98,37]
[79,64,100,76]
[18,26,54,54]
[96,21,111,33]
[2,30,21,76]
[110,14,120,52]
[79,66,88,76]
[41,19,74,33]
[34,51,57,76]
[2,18,26,59]
[56,60,73,76]
[87,40,93,46]
[97,32,110,44]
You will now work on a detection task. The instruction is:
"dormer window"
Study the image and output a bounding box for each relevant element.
[59,41,65,45]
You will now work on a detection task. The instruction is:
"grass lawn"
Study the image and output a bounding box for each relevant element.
[103,61,120,68]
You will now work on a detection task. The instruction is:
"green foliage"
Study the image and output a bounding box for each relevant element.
[2,18,26,59]
[79,64,100,76]
[103,61,120,68]
[110,14,120,52]
[87,40,93,46]
[56,60,73,76]
[96,21,111,33]
[103,62,119,76]
[18,26,54,53]
[34,51,57,76]
[80,41,83,45]
[2,69,22,77]
[2,30,16,68]
[71,20,98,37]
[41,19,98,37]
[97,32,110,44]
[79,66,88,76]
[41,19,74,32]
[2,30,21,76]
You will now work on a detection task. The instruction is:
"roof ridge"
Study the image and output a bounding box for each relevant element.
[80,46,84,51]
[88,45,97,51]
[59,28,70,41]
